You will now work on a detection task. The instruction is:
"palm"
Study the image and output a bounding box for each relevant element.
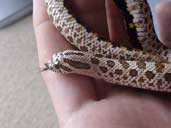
[33,0,171,127]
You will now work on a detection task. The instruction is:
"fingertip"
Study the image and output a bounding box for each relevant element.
[33,0,49,27]
[105,0,131,47]
[156,2,171,47]
[155,1,171,14]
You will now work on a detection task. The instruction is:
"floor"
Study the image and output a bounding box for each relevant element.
[0,16,58,128]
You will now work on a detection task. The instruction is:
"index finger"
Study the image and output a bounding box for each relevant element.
[33,0,97,124]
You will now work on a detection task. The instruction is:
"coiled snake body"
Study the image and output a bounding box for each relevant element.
[44,0,171,93]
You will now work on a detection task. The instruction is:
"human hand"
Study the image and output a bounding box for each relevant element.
[33,0,171,128]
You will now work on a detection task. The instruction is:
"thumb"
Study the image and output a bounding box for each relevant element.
[105,0,131,48]
[156,2,171,47]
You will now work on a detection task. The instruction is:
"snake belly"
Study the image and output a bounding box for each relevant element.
[45,0,171,92]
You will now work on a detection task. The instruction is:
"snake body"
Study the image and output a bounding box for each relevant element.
[45,0,171,92]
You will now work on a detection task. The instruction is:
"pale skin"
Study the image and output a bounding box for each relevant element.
[33,0,171,128]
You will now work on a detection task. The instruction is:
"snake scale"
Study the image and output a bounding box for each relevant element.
[44,0,171,93]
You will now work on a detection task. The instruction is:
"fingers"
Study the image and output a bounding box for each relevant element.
[33,0,97,123]
[65,0,109,39]
[156,2,171,47]
[33,0,72,64]
[105,0,131,47]
[94,0,132,99]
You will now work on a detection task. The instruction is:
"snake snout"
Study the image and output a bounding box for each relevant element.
[46,52,64,72]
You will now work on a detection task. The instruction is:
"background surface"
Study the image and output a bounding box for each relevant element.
[0,16,58,128]
[0,0,170,128]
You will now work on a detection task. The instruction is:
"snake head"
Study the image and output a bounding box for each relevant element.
[42,52,64,73]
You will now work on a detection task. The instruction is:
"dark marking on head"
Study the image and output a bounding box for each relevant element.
[60,65,72,72]
[65,52,85,56]
[145,71,155,80]
[63,58,91,70]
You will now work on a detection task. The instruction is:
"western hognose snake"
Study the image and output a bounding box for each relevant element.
[44,0,171,93]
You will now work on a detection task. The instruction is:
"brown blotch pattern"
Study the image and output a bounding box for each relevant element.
[75,26,83,33]
[119,60,129,69]
[130,69,138,77]
[164,73,171,82]
[80,46,88,52]
[74,32,79,37]
[91,57,100,65]
[132,79,137,84]
[115,69,123,75]
[99,66,108,73]
[138,77,145,83]
[77,38,82,44]
[156,79,163,89]
[155,63,164,73]
[106,60,115,67]
[123,75,128,80]
[57,26,62,32]
[148,83,154,87]
[109,72,114,77]
[67,36,73,43]
[137,61,146,69]
[65,28,69,33]
[145,71,155,80]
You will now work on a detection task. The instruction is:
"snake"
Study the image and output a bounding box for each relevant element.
[44,0,171,93]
